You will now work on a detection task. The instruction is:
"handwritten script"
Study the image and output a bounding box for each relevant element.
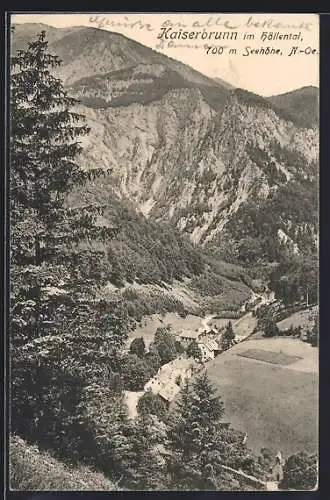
[89,15,314,33]
[89,15,154,31]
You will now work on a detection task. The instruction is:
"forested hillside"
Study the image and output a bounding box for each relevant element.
[9,29,268,492]
[9,24,319,492]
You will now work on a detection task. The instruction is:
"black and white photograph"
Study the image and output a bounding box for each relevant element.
[8,12,319,492]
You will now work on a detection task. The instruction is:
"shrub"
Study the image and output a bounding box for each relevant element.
[187,340,203,361]
[119,354,154,391]
[280,452,318,490]
[137,390,168,420]
[129,337,146,358]
[258,317,279,337]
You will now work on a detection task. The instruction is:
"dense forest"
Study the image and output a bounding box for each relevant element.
[66,181,252,319]
[205,173,318,307]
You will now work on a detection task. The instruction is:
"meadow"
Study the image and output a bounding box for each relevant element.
[206,337,318,457]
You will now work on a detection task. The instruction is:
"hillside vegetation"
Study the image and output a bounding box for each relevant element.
[66,182,251,319]
[267,86,319,129]
[10,435,119,490]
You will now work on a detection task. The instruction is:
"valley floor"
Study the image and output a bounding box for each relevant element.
[206,336,318,457]
[124,290,318,469]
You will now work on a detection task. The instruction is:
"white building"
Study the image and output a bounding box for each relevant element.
[144,355,200,403]
[197,338,220,362]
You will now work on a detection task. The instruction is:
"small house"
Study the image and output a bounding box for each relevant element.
[197,338,220,362]
[197,342,214,362]
[144,356,200,403]
[176,329,202,347]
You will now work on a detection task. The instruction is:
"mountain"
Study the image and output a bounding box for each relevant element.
[12,23,227,88]
[267,86,319,129]
[11,22,84,51]
[10,24,319,487]
[11,24,319,293]
[72,84,318,254]
[213,76,235,90]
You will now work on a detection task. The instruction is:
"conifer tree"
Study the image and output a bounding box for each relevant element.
[129,337,146,358]
[220,321,236,351]
[149,326,177,364]
[187,339,203,361]
[123,413,167,490]
[10,30,128,453]
[166,371,225,489]
[82,385,134,477]
[281,452,318,490]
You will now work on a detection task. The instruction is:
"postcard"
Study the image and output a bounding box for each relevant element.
[8,12,319,492]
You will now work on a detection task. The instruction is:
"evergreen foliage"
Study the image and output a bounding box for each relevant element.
[220,321,236,350]
[280,452,318,490]
[137,390,168,420]
[187,340,203,361]
[166,371,226,489]
[149,326,177,365]
[10,30,129,462]
[129,337,146,358]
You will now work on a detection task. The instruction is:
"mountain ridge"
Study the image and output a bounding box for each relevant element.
[267,86,319,129]
[12,23,228,90]
[12,23,318,128]
[11,23,319,278]
[12,23,318,104]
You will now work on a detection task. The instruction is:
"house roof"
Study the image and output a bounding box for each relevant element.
[158,382,181,402]
[156,356,197,382]
[198,338,219,351]
[160,355,198,372]
[144,356,200,396]
[178,330,201,340]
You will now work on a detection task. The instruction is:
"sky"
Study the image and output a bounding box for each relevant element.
[11,13,319,96]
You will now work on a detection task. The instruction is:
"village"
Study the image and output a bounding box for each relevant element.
[143,322,232,404]
[124,314,290,490]
[124,316,239,413]
[123,292,318,491]
[144,329,219,404]
[124,290,274,412]
[123,286,317,417]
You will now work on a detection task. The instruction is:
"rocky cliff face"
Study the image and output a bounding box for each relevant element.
[75,87,318,250]
[12,24,319,256]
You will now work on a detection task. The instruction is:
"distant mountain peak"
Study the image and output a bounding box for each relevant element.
[11,22,232,91]
[268,85,318,99]
[267,86,319,129]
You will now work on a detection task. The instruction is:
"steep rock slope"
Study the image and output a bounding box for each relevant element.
[11,24,319,260]
[75,87,318,251]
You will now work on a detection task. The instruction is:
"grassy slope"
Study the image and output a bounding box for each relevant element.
[10,434,118,490]
[206,338,318,457]
[277,306,318,331]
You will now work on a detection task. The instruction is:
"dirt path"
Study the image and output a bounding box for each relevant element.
[200,314,216,331]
